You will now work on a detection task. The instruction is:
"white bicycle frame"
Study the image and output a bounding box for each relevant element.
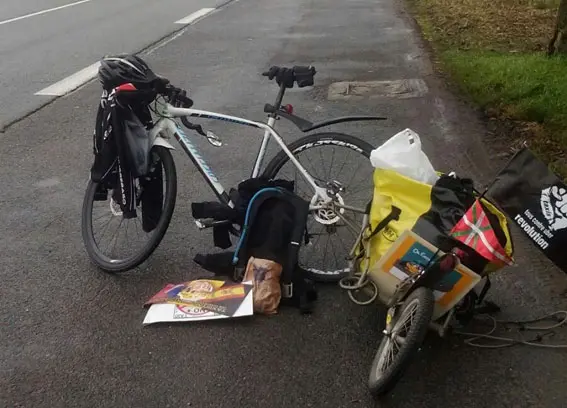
[147,96,332,208]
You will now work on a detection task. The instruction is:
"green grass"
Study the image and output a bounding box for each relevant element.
[442,51,567,129]
[531,0,561,9]
[407,0,567,175]
[440,50,567,177]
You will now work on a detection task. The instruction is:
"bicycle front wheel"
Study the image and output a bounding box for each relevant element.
[263,132,375,282]
[81,146,177,272]
[368,287,435,396]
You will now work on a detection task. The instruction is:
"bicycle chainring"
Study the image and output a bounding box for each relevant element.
[310,194,345,225]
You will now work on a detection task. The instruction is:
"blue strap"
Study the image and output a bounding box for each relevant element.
[232,187,283,265]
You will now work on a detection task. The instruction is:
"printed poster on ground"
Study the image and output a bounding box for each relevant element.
[143,279,254,325]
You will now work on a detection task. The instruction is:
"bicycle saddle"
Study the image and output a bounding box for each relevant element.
[262,65,316,88]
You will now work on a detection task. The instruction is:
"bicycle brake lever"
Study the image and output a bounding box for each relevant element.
[181,116,207,136]
[181,117,222,146]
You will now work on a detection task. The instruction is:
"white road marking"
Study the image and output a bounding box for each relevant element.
[34,6,219,97]
[0,0,92,27]
[35,62,100,96]
[175,8,216,24]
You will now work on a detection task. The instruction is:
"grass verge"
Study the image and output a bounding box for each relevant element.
[408,0,567,177]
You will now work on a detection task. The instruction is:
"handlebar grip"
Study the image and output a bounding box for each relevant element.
[166,85,194,108]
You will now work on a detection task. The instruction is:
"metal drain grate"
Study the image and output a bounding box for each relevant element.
[328,79,428,100]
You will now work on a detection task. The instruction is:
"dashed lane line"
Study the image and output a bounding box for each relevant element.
[34,7,218,98]
[174,8,216,25]
[0,0,92,27]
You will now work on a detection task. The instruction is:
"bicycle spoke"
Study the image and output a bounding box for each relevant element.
[294,171,311,198]
[94,215,115,245]
[335,229,351,256]
[393,335,407,347]
[332,153,349,184]
[307,222,324,251]
[110,218,123,258]
[318,147,327,181]
[348,185,374,197]
[123,219,130,250]
[302,149,325,183]
[135,217,148,244]
[269,135,374,277]
[327,146,336,181]
[344,158,365,188]
[337,211,361,237]
[322,233,331,270]
[328,233,340,270]
[377,338,395,375]
[134,216,142,240]
[92,212,111,223]
[394,302,419,336]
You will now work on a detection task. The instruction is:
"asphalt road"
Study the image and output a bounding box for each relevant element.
[2,0,567,407]
[0,0,227,129]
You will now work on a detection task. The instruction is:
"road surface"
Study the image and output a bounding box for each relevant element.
[2,0,567,407]
[0,0,227,129]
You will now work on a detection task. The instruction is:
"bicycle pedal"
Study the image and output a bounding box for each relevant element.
[194,219,231,230]
[195,219,208,230]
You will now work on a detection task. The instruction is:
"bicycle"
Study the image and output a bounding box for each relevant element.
[81,62,387,281]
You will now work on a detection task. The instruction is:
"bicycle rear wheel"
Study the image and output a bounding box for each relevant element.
[81,146,177,272]
[263,132,375,282]
[368,287,435,396]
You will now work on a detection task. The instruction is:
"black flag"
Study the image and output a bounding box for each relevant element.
[487,147,567,273]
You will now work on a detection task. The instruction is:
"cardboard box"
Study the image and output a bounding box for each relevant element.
[368,230,481,320]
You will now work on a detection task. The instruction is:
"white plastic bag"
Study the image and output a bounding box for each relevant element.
[370,128,439,185]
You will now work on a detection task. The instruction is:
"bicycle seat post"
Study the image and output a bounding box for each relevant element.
[271,82,287,117]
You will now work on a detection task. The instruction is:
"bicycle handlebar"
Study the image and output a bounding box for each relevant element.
[151,81,205,134]
[164,86,205,135]
[162,84,194,109]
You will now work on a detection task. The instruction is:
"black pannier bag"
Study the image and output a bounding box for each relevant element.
[140,156,164,233]
[91,91,117,185]
[90,89,156,221]
[192,177,318,313]
[123,108,151,178]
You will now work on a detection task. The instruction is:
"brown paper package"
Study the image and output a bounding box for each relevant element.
[243,256,283,315]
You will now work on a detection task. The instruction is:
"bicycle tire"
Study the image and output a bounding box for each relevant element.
[262,132,374,282]
[368,287,435,396]
[81,146,177,273]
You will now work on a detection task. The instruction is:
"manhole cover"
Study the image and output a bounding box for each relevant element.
[328,79,428,100]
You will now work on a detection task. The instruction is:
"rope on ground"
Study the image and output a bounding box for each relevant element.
[455,311,567,349]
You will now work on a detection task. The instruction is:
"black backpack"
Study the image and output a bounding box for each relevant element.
[192,178,318,313]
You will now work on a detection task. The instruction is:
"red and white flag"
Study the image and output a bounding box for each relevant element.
[450,199,514,267]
